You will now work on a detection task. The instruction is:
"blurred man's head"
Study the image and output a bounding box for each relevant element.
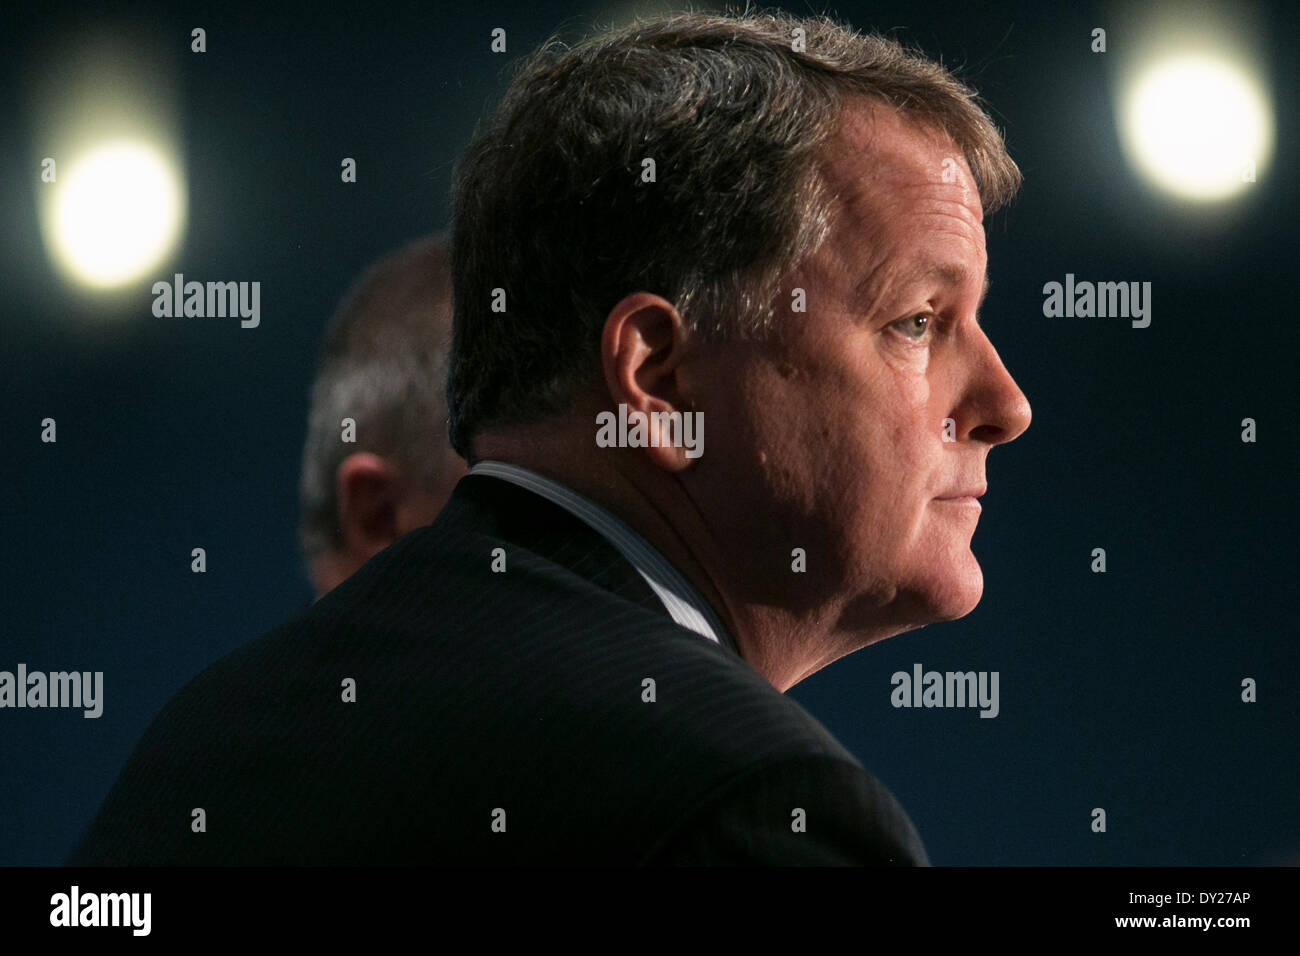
[299,235,467,598]
[448,12,1031,690]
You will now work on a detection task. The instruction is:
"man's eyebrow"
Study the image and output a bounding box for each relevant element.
[853,261,990,314]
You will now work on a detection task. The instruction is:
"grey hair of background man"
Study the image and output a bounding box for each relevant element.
[447,10,1022,459]
[298,235,461,570]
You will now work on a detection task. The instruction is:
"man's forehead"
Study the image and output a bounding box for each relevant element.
[823,100,983,220]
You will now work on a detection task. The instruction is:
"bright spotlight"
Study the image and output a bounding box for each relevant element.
[49,141,184,289]
[1122,54,1272,201]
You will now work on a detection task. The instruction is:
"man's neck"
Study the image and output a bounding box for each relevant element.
[470,427,902,691]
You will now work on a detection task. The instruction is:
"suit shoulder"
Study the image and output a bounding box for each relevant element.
[67,517,892,863]
[593,624,860,770]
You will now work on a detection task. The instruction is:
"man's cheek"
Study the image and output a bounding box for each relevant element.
[873,353,932,415]
[877,333,932,379]
[890,365,954,461]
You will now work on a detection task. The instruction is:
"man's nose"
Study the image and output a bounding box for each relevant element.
[957,329,1031,445]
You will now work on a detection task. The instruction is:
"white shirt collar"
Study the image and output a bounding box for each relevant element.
[469,460,736,654]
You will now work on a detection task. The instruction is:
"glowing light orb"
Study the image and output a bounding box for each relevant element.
[50,141,184,288]
[1122,55,1272,201]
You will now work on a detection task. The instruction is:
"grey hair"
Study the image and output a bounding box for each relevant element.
[447,9,1022,458]
[298,235,460,566]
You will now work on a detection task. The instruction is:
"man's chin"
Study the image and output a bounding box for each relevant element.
[836,561,983,633]
[905,555,984,623]
[929,563,984,621]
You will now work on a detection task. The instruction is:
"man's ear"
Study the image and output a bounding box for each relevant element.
[335,452,405,561]
[599,292,699,473]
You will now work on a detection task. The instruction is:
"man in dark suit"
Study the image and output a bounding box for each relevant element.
[68,11,1031,865]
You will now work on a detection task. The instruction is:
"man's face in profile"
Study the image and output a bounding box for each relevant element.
[695,100,1031,638]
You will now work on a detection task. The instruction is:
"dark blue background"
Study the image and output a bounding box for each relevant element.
[2,0,1296,865]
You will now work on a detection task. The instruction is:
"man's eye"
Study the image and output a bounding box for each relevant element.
[890,313,933,341]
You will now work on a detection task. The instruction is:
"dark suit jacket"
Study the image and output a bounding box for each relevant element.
[67,474,929,865]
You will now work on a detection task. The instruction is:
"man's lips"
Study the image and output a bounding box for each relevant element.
[935,487,987,501]
[933,487,985,513]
